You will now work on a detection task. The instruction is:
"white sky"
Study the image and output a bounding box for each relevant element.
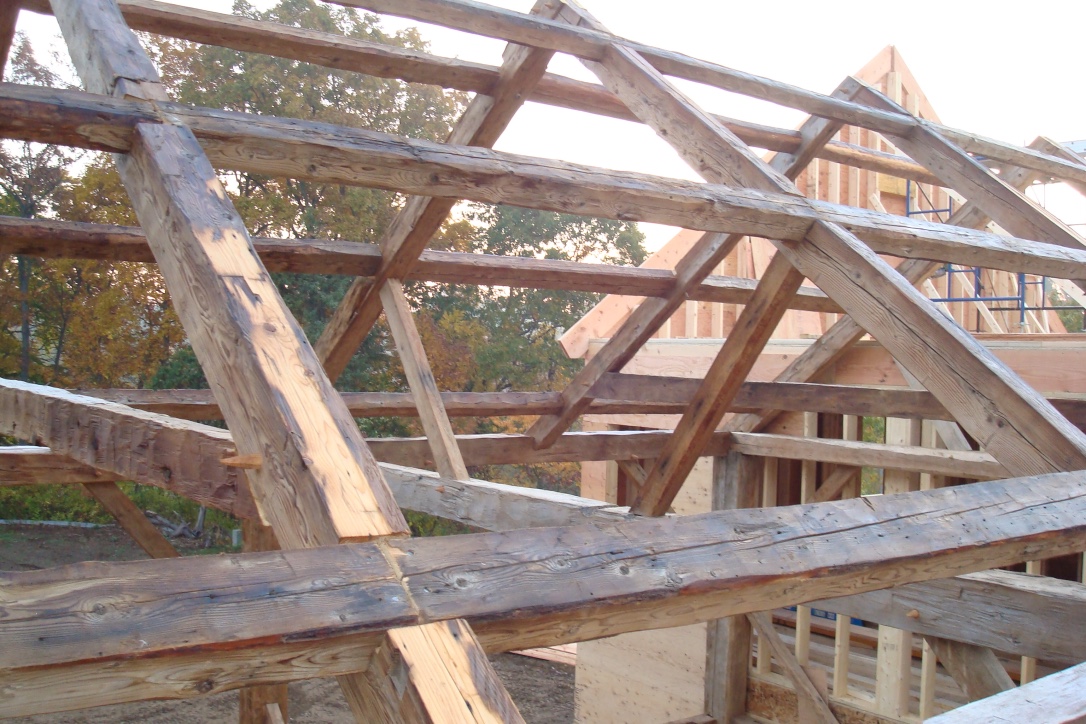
[12,0,1086,250]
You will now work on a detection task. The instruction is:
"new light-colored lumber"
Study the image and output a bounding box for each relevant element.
[747,612,839,724]
[926,660,1086,724]
[82,481,180,559]
[4,471,1086,716]
[926,638,1014,702]
[315,0,563,382]
[7,86,1085,276]
[329,0,1086,186]
[14,0,948,185]
[380,280,469,481]
[47,0,405,545]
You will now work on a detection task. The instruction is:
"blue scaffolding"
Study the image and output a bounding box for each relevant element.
[905,180,1083,330]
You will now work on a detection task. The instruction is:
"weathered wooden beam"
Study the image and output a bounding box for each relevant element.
[0,216,846,313]
[346,619,525,723]
[729,432,1004,479]
[720,138,1053,438]
[4,84,1083,265]
[82,481,180,559]
[314,0,563,382]
[380,280,469,480]
[747,612,838,724]
[48,0,406,545]
[704,453,757,722]
[329,0,1086,186]
[0,445,115,484]
[926,638,1014,702]
[57,378,1086,427]
[926,659,1086,724]
[0,5,17,77]
[13,0,950,186]
[3,471,1086,716]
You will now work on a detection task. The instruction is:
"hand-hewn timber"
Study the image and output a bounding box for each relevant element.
[14,0,948,186]
[329,0,1086,186]
[0,445,115,484]
[926,638,1014,702]
[348,619,526,723]
[0,216,845,313]
[4,472,1086,716]
[47,0,406,545]
[0,6,18,77]
[721,139,1052,438]
[5,85,1085,264]
[926,659,1086,724]
[728,432,1005,480]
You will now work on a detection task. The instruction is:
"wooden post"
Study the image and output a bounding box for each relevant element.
[238,520,288,724]
[704,452,758,722]
[0,4,17,77]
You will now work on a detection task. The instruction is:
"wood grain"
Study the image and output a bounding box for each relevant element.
[4,472,1086,715]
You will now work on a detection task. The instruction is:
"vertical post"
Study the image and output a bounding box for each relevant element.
[795,412,817,666]
[875,626,913,718]
[832,414,860,698]
[757,456,778,677]
[705,452,760,722]
[238,520,288,724]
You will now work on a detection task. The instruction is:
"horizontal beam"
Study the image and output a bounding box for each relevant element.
[331,0,1086,186]
[82,376,1086,423]
[3,471,1086,716]
[4,84,1085,271]
[5,444,1084,666]
[15,0,945,185]
[0,216,840,314]
[730,432,1006,479]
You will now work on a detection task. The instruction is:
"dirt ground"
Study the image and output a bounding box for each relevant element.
[0,524,575,723]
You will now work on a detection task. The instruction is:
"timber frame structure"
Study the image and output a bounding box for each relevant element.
[2,0,1086,722]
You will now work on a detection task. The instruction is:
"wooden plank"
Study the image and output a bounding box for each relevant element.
[82,481,179,559]
[704,453,757,722]
[728,432,1005,480]
[7,85,1083,275]
[348,619,525,723]
[927,638,1014,702]
[0,216,844,312]
[314,0,563,382]
[380,280,469,480]
[0,4,17,77]
[59,378,1086,428]
[329,0,1086,185]
[747,612,839,724]
[47,0,406,545]
[4,471,1086,715]
[16,0,951,185]
[874,626,912,718]
[926,660,1086,724]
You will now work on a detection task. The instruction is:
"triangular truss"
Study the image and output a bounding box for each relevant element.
[3,0,1086,721]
